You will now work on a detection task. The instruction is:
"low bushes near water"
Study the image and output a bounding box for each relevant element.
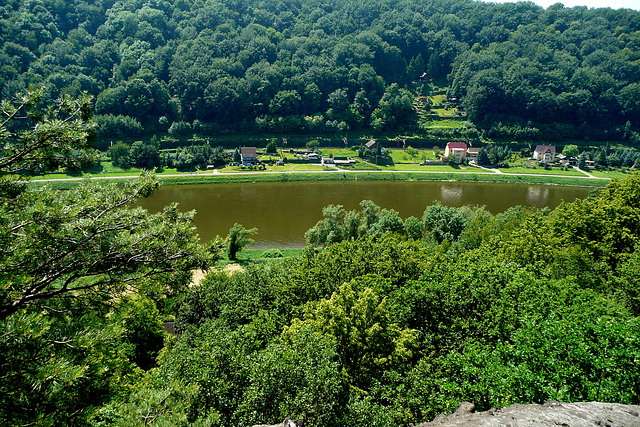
[261,248,284,258]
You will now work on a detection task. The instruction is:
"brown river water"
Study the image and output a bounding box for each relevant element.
[136,180,595,248]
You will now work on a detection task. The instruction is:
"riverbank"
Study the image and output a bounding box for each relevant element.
[30,169,612,190]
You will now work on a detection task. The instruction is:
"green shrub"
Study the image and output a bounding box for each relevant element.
[261,248,284,258]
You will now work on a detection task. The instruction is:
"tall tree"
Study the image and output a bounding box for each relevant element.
[226,223,258,260]
[0,90,212,424]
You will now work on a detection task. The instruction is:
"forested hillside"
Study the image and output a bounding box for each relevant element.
[1,0,639,141]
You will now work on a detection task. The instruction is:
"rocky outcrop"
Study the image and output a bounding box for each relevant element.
[417,401,640,427]
[250,402,640,427]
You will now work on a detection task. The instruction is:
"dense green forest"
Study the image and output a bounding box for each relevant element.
[1,0,640,143]
[1,91,639,426]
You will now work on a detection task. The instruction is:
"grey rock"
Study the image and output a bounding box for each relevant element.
[417,401,640,427]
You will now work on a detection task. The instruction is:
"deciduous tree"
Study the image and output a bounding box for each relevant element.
[226,223,258,260]
[0,90,211,424]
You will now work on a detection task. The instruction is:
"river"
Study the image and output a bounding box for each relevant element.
[136,180,595,248]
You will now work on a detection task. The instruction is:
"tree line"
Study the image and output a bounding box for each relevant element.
[1,0,639,142]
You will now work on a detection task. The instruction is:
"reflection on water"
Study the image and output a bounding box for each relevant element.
[527,186,550,206]
[137,181,594,248]
[440,185,463,205]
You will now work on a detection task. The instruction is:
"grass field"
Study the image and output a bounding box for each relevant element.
[588,170,633,179]
[388,148,437,163]
[320,148,358,157]
[219,248,304,267]
[424,118,467,128]
[498,167,586,176]
[429,94,447,105]
[217,164,327,173]
[39,162,192,179]
[379,163,492,172]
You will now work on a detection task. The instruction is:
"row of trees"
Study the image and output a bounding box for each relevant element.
[580,146,640,169]
[107,142,232,170]
[1,0,639,140]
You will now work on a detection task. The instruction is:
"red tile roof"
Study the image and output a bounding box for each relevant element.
[447,142,468,150]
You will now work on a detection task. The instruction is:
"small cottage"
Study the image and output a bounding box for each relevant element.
[365,140,378,150]
[533,145,556,163]
[241,147,259,166]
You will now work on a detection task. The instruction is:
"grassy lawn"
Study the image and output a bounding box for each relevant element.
[378,163,489,172]
[258,154,284,162]
[38,162,216,179]
[217,164,327,173]
[588,170,633,179]
[429,94,447,105]
[217,248,304,267]
[319,148,358,157]
[274,164,328,172]
[388,148,438,163]
[429,109,460,118]
[498,167,585,176]
[424,118,467,128]
[337,159,382,170]
[98,160,187,175]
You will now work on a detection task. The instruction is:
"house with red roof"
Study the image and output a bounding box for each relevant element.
[444,142,468,163]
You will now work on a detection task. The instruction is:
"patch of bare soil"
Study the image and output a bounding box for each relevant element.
[223,263,244,275]
[190,264,244,286]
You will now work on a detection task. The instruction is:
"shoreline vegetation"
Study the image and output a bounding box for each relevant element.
[29,168,612,190]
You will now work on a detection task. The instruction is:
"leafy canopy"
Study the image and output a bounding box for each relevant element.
[0,90,212,425]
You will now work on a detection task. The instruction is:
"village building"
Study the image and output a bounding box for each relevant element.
[323,157,356,166]
[444,142,468,162]
[533,145,556,163]
[466,147,481,159]
[241,147,259,166]
[365,140,378,150]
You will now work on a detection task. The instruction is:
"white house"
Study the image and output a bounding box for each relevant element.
[444,142,468,162]
[533,145,556,163]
